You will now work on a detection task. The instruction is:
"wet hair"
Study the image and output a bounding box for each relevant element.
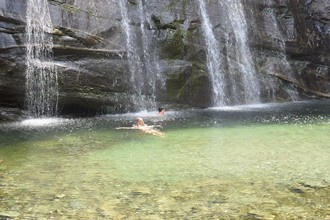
[135,117,145,126]
[158,107,165,112]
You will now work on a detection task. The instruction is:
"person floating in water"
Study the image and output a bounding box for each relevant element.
[116,117,164,137]
[158,107,165,116]
[133,117,145,127]
[133,117,164,137]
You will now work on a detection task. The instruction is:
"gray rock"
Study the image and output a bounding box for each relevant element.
[0,0,328,117]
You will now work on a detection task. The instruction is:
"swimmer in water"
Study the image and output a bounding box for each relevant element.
[157,107,165,116]
[116,117,164,137]
[133,117,145,127]
[134,117,164,137]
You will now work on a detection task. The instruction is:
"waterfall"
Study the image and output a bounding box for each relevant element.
[198,0,262,106]
[137,0,161,107]
[118,0,145,110]
[197,0,226,106]
[222,0,260,104]
[25,0,58,117]
[118,0,162,110]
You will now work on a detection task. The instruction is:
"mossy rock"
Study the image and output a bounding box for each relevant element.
[165,63,211,107]
[159,29,186,59]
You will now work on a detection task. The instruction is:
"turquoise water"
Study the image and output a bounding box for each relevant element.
[0,101,329,219]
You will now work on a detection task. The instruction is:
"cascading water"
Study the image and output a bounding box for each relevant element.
[118,0,161,110]
[222,0,260,104]
[197,0,226,106]
[118,0,145,110]
[137,0,162,106]
[25,0,58,117]
[198,0,261,106]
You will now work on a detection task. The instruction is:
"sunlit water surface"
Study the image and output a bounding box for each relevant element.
[0,101,329,219]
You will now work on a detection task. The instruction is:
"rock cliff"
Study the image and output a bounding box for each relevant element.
[0,0,329,118]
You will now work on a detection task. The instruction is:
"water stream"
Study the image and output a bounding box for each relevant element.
[25,0,58,117]
[197,0,226,106]
[118,0,161,110]
[137,0,161,106]
[198,0,261,106]
[118,0,145,110]
[221,0,260,104]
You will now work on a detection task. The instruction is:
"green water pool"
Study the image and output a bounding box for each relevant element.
[0,101,329,219]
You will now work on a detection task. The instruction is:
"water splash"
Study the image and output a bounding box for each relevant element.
[25,0,58,117]
[197,0,226,106]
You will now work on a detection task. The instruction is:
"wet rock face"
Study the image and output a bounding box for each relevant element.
[0,0,26,110]
[244,0,330,99]
[0,0,329,117]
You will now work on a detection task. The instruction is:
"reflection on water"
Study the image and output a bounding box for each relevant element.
[0,101,329,219]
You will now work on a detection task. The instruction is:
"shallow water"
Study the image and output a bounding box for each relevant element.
[0,101,330,219]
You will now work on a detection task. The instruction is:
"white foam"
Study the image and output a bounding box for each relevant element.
[208,102,287,111]
[20,118,69,127]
